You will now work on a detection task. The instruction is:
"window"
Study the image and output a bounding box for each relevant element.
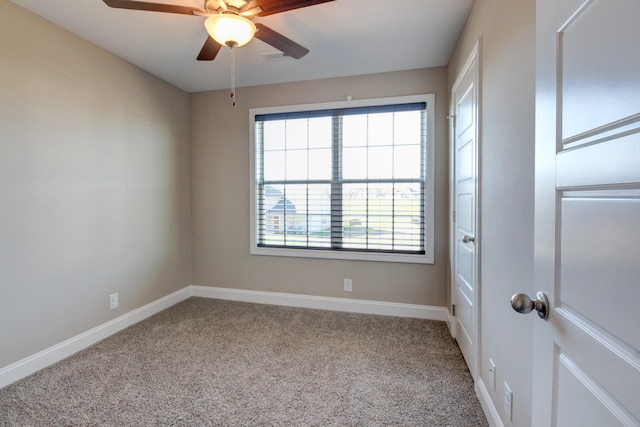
[250,94,434,264]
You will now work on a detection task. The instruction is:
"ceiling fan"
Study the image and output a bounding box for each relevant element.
[102,0,336,62]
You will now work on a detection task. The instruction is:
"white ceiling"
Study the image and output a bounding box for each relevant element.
[10,0,473,93]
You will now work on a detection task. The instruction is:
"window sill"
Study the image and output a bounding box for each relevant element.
[250,246,434,264]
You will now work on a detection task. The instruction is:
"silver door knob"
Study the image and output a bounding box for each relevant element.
[462,235,475,243]
[510,292,550,320]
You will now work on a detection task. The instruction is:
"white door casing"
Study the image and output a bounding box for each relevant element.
[533,0,640,425]
[450,42,480,379]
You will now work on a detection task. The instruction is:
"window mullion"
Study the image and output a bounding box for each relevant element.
[330,114,342,249]
[391,113,395,250]
[365,114,370,250]
[306,120,310,248]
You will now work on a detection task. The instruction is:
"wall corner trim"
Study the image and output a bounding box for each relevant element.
[475,377,505,427]
[191,285,449,321]
[0,287,191,389]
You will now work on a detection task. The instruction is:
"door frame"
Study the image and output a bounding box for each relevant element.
[449,39,482,379]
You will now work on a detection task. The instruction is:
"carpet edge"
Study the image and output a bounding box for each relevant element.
[191,285,451,322]
[1,285,454,390]
[0,287,191,389]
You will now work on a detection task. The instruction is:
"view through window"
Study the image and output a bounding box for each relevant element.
[251,95,434,263]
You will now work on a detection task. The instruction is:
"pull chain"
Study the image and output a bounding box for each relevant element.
[230,43,237,107]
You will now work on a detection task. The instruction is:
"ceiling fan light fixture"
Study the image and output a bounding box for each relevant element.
[205,13,256,47]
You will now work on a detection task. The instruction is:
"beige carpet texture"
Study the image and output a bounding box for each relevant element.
[0,298,488,426]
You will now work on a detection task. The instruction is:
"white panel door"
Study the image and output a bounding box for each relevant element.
[533,0,640,425]
[451,45,479,379]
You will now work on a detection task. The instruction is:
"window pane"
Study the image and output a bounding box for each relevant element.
[343,147,367,180]
[263,121,285,151]
[263,151,285,181]
[308,148,331,180]
[285,119,308,150]
[281,184,307,246]
[308,117,332,149]
[393,183,424,251]
[285,150,308,180]
[307,185,331,247]
[343,183,393,250]
[393,145,421,179]
[343,115,367,147]
[342,184,369,249]
[259,184,288,245]
[394,111,422,145]
[368,146,393,179]
[368,112,393,147]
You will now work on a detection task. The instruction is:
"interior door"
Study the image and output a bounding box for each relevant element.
[532,0,640,425]
[451,44,479,379]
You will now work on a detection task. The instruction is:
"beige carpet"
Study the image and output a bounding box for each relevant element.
[0,298,488,426]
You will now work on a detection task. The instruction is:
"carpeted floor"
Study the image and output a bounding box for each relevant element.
[0,298,488,426]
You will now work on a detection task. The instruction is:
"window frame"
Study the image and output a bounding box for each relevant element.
[249,94,435,264]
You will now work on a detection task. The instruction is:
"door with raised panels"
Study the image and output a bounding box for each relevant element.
[532,0,640,424]
[451,45,479,379]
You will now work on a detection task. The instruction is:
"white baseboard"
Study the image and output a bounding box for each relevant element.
[476,377,504,427]
[0,287,191,389]
[1,285,449,390]
[191,286,449,321]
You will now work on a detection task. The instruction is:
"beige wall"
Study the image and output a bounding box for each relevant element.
[191,68,450,306]
[0,1,192,368]
[448,0,536,425]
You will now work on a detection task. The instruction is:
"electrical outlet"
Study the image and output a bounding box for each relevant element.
[488,359,496,391]
[109,292,119,310]
[344,278,352,292]
[504,381,513,421]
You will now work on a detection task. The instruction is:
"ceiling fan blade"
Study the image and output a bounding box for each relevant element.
[102,0,201,15]
[197,36,223,61]
[246,0,335,17]
[254,23,309,59]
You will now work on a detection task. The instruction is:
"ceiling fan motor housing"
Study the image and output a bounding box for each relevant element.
[205,0,248,14]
